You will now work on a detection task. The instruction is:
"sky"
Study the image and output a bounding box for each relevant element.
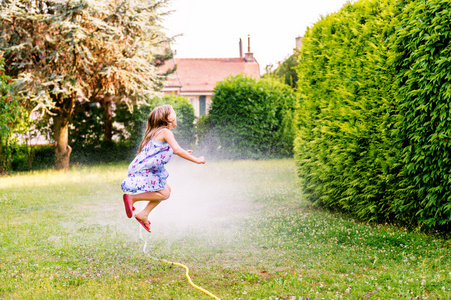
[163,0,351,73]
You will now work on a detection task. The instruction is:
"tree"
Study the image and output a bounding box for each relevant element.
[0,0,171,170]
[263,50,299,90]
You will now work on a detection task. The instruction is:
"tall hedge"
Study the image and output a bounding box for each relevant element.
[208,75,296,159]
[294,0,401,222]
[391,0,451,230]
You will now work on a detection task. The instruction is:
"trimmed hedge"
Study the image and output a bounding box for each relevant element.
[391,0,451,230]
[294,0,401,222]
[295,0,451,232]
[208,75,296,159]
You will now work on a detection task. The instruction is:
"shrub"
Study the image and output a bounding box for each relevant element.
[208,75,296,159]
[390,0,451,231]
[10,144,54,171]
[294,0,401,222]
[0,57,27,173]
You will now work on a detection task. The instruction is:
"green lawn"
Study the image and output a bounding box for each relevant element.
[0,159,450,299]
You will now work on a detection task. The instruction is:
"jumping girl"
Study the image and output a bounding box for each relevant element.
[121,105,206,232]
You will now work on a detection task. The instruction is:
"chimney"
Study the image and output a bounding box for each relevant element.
[248,35,251,52]
[244,35,254,63]
[239,38,243,58]
[296,36,303,49]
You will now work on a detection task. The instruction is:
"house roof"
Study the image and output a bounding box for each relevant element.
[160,57,260,93]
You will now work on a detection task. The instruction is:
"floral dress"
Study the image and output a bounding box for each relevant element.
[121,129,173,193]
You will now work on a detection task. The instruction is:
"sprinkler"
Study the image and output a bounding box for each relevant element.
[139,227,221,300]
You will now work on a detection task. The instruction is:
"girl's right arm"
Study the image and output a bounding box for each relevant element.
[163,130,205,164]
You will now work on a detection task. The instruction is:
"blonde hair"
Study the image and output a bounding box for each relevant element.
[138,105,173,153]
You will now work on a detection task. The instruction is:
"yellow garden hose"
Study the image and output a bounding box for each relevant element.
[161,259,221,300]
[139,226,221,299]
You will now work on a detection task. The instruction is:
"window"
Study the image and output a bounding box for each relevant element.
[199,96,206,115]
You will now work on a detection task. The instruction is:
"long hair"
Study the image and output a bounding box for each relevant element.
[138,105,173,153]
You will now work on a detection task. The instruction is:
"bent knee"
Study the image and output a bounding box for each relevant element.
[161,186,171,200]
[162,191,170,200]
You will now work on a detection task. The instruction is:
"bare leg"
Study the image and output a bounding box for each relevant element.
[131,184,171,224]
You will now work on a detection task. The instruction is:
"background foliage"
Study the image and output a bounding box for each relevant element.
[0,57,28,173]
[109,94,196,151]
[207,75,296,159]
[294,0,401,223]
[264,50,300,90]
[15,94,196,168]
[390,0,451,231]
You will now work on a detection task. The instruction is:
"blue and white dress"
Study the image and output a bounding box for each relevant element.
[121,129,173,193]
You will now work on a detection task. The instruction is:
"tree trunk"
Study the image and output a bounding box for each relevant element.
[103,95,113,142]
[54,116,72,170]
[52,94,74,171]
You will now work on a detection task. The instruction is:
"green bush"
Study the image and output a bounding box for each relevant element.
[294,0,401,222]
[390,0,451,231]
[208,75,296,159]
[9,142,30,171]
[0,57,27,173]
[5,143,54,172]
[30,146,54,169]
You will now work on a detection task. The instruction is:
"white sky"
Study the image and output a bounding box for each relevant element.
[163,0,351,73]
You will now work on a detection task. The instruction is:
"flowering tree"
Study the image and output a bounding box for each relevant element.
[0,0,171,170]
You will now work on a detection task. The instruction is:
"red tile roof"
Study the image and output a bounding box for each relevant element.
[160,57,260,93]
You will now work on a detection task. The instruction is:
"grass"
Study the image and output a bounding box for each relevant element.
[0,158,450,299]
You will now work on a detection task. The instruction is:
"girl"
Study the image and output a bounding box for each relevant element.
[121,104,205,232]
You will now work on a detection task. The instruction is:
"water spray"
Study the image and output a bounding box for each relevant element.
[138,227,221,300]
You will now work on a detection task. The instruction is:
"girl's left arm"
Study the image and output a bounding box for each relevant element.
[163,130,205,164]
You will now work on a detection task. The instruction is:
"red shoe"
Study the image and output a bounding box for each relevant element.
[135,217,151,232]
[123,194,134,218]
